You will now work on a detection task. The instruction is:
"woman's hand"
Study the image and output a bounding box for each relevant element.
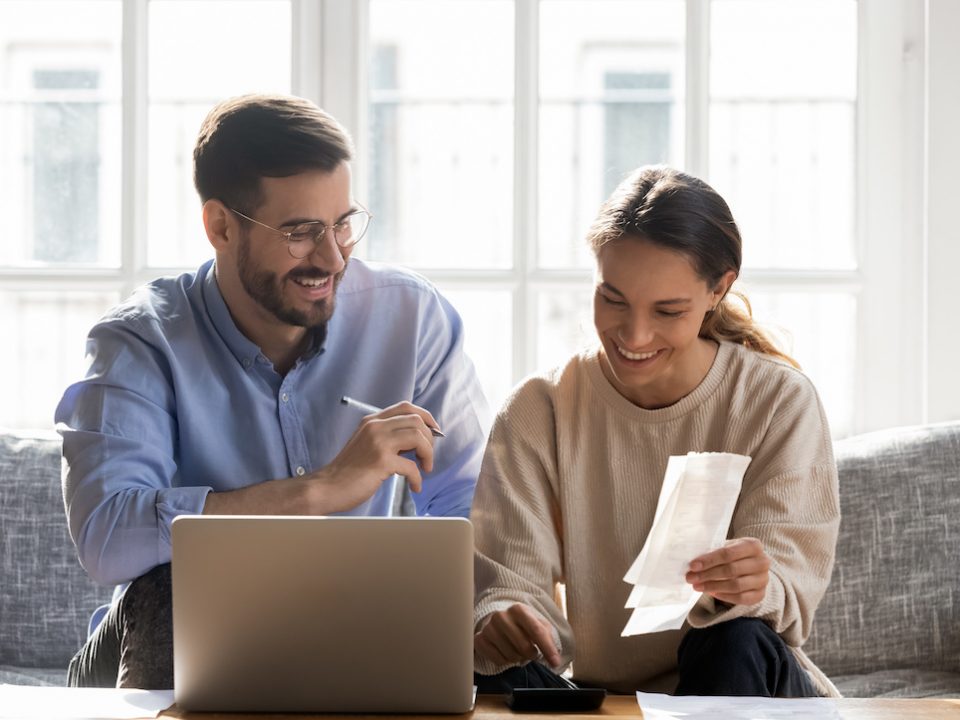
[685,537,770,606]
[474,603,562,668]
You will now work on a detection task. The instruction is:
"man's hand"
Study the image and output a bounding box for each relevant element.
[203,401,437,516]
[685,537,770,606]
[474,603,562,669]
[309,401,438,513]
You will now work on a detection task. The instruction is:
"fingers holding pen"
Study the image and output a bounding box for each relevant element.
[368,400,444,438]
[357,412,436,474]
[341,397,442,437]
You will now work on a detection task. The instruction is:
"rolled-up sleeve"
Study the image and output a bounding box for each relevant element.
[56,320,211,586]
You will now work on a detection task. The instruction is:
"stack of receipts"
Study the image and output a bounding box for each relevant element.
[621,452,751,636]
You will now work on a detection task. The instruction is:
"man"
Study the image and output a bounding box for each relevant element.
[55,94,490,688]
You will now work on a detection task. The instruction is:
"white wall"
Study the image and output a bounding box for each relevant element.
[925,0,960,423]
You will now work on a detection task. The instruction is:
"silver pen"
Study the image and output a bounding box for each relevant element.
[340,395,445,438]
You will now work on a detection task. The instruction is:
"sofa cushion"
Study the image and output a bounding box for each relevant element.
[805,421,960,679]
[0,431,112,669]
[0,665,66,687]
[832,670,960,699]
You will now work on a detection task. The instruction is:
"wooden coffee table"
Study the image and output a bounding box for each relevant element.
[158,693,960,719]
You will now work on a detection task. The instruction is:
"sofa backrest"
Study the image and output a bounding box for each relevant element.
[0,431,112,669]
[806,421,960,676]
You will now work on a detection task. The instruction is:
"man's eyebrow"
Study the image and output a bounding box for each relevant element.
[279,207,359,229]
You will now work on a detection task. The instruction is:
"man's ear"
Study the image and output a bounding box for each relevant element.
[202,200,233,252]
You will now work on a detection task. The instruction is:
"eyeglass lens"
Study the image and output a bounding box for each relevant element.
[287,212,370,258]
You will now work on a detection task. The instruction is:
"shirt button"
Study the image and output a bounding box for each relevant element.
[295,466,306,476]
[281,393,289,402]
[242,358,252,369]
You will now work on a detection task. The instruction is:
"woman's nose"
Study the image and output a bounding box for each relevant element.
[617,313,654,348]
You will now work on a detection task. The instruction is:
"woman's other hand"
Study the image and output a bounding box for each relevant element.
[474,603,562,668]
[686,537,771,606]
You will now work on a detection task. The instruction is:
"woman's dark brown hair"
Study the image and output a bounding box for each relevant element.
[587,165,799,368]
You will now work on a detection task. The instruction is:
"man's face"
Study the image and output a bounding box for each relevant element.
[235,163,356,329]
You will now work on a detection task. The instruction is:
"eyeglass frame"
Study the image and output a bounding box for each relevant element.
[227,204,372,258]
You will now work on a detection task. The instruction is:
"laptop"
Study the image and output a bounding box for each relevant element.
[171,515,475,713]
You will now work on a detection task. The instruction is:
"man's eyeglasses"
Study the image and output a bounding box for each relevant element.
[229,205,372,259]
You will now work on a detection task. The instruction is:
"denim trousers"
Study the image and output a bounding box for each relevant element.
[475,617,817,697]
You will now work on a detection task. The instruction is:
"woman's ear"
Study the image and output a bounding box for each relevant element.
[711,270,738,307]
[202,200,233,252]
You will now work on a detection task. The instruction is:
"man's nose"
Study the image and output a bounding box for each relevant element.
[309,227,346,272]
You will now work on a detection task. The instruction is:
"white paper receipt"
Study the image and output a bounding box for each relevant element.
[621,452,751,636]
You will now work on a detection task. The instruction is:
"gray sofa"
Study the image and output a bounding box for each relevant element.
[0,430,111,686]
[1,422,958,695]
[805,420,960,697]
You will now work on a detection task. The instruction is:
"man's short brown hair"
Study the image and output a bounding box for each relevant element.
[193,94,354,214]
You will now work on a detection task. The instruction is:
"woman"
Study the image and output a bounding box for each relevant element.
[472,166,840,697]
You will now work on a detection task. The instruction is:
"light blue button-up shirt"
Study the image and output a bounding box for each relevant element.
[56,258,490,586]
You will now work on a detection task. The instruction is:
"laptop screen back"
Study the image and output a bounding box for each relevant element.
[172,515,474,713]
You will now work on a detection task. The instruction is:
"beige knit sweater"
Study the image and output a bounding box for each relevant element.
[472,341,841,696]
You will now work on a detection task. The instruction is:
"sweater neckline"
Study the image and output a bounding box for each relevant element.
[585,341,734,422]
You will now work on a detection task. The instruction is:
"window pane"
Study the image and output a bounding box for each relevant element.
[535,285,596,371]
[147,0,291,268]
[709,0,857,270]
[0,1,122,267]
[0,290,119,429]
[748,290,857,438]
[367,0,514,269]
[437,288,513,412]
[539,0,685,270]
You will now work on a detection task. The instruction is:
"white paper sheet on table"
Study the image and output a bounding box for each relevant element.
[0,685,174,720]
[636,691,841,719]
[621,452,751,636]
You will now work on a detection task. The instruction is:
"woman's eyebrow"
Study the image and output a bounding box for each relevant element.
[598,282,625,296]
[655,298,692,306]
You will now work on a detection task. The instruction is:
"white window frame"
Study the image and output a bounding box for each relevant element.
[320,0,940,435]
[1,0,954,434]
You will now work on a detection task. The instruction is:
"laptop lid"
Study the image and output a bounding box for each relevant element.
[171,515,474,713]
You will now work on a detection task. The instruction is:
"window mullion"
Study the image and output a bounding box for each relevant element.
[121,0,148,298]
[514,0,538,383]
[292,0,324,106]
[685,0,709,177]
[317,0,367,203]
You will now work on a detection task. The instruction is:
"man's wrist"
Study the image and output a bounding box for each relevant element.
[301,467,336,515]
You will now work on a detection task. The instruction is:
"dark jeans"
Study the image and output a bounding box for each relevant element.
[475,618,817,697]
[67,564,174,689]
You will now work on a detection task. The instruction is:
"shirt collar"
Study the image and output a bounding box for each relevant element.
[201,261,328,370]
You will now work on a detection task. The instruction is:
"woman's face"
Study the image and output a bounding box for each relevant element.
[593,237,732,408]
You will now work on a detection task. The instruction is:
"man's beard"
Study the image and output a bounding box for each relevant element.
[237,233,346,329]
